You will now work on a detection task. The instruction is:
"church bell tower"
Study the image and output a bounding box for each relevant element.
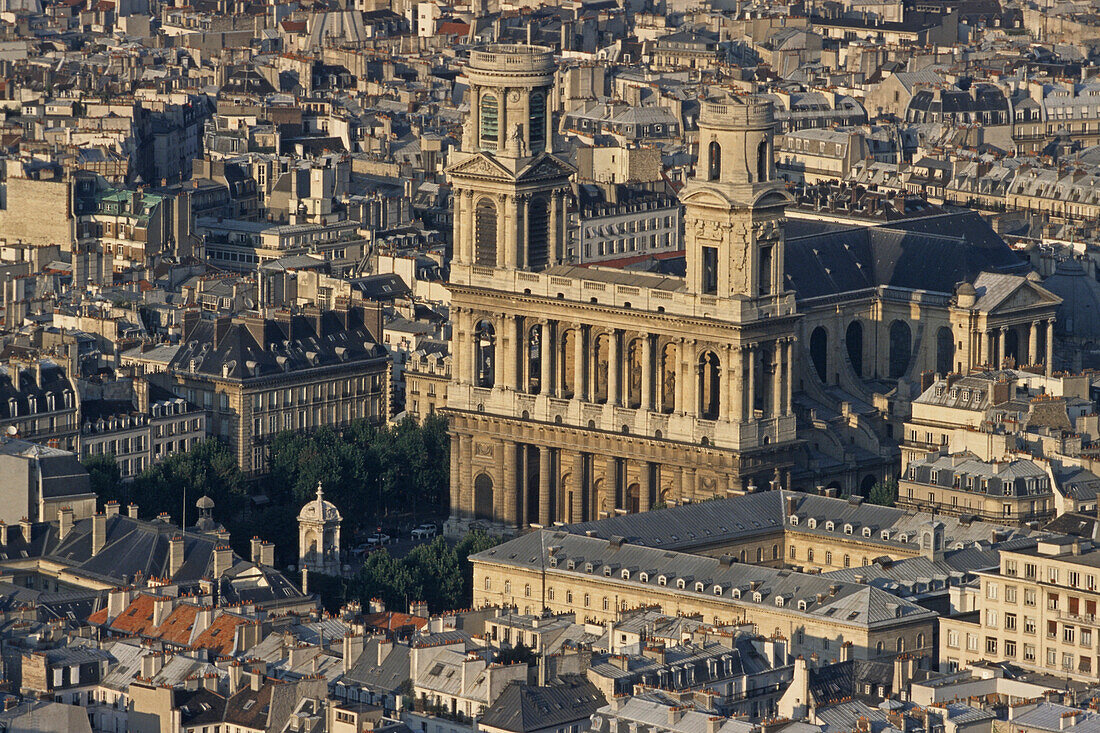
[680,96,792,307]
[447,45,574,272]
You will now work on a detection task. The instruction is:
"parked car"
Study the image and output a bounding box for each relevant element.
[411,524,437,540]
[365,533,391,547]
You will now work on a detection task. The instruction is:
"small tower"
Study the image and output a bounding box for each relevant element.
[297,482,342,575]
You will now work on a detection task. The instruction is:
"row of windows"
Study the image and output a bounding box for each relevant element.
[252,399,381,437]
[250,377,384,410]
[1002,561,1100,590]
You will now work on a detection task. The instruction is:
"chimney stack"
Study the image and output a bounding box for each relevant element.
[213,544,232,578]
[169,535,184,576]
[58,506,73,540]
[128,503,139,519]
[92,513,106,555]
[260,542,274,567]
[250,536,262,564]
[105,501,120,518]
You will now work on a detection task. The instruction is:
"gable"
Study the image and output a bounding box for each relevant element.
[989,281,1061,313]
[516,153,575,183]
[445,153,513,180]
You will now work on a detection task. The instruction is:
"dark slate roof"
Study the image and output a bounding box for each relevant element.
[479,676,606,733]
[0,361,75,420]
[170,309,386,381]
[1041,259,1100,340]
[785,211,1029,300]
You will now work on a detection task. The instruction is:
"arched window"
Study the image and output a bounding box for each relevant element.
[889,320,912,379]
[474,474,494,521]
[936,326,954,375]
[810,327,828,383]
[526,324,543,394]
[661,342,677,413]
[526,194,551,270]
[897,637,905,653]
[757,138,770,182]
[698,350,720,420]
[708,141,722,181]
[475,198,498,266]
[846,321,863,377]
[474,320,496,388]
[480,94,499,146]
[529,91,546,154]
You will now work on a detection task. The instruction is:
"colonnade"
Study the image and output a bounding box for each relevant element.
[452,188,569,269]
[973,319,1054,374]
[450,433,767,528]
[451,308,796,423]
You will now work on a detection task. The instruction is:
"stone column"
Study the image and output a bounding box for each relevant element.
[608,329,620,406]
[681,339,696,417]
[1029,321,1039,367]
[503,442,518,527]
[503,195,517,269]
[641,462,652,512]
[641,335,653,411]
[719,345,731,420]
[493,439,506,523]
[655,341,666,413]
[460,434,474,519]
[519,194,529,270]
[449,433,460,518]
[1046,319,1055,376]
[540,320,553,396]
[997,326,1007,367]
[573,322,585,400]
[731,346,744,422]
[571,452,584,523]
[604,457,617,515]
[538,447,551,526]
[452,189,465,264]
[520,445,530,527]
[771,343,783,418]
[745,345,756,421]
[785,337,795,415]
[548,191,559,268]
[499,314,514,390]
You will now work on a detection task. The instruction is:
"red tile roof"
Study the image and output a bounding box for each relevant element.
[101,595,157,636]
[362,611,428,633]
[155,604,202,646]
[191,613,246,656]
[437,21,469,35]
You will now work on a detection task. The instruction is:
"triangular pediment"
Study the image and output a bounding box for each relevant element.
[981,279,1062,314]
[516,153,575,182]
[445,152,514,180]
[678,186,736,208]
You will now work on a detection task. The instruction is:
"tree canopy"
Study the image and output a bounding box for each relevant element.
[867,478,898,507]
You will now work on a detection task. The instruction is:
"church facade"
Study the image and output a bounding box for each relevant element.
[444,44,1063,535]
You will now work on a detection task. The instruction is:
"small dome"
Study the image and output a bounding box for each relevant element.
[196,496,215,510]
[298,482,342,523]
[956,282,977,296]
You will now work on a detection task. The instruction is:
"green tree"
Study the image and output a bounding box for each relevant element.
[867,478,898,507]
[351,549,415,612]
[84,453,125,505]
[405,536,464,611]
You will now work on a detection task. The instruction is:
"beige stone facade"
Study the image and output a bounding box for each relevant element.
[940,537,1100,680]
[444,46,800,534]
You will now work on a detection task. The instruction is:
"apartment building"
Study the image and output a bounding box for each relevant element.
[568,185,681,264]
[898,450,1054,526]
[940,536,1100,680]
[162,302,390,473]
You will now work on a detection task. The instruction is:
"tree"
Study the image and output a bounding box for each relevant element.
[867,478,898,507]
[84,454,125,506]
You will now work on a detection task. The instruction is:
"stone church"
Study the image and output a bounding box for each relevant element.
[443,44,1062,536]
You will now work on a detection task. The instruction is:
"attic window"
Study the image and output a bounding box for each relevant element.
[657,575,667,586]
[639,572,649,583]
[713,585,723,596]
[621,569,630,580]
[694,582,704,592]
[862,527,872,538]
[798,600,808,610]
[825,521,835,531]
[807,518,817,529]
[844,524,853,535]
[676,578,686,589]
[789,515,799,525]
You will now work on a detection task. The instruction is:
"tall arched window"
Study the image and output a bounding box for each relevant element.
[936,327,954,375]
[480,94,499,147]
[474,474,494,520]
[698,350,720,420]
[529,91,546,154]
[474,320,496,388]
[475,198,498,266]
[708,141,721,181]
[846,321,864,377]
[889,320,912,379]
[757,138,770,182]
[810,327,828,383]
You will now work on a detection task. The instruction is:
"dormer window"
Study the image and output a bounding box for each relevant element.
[862,527,872,538]
[881,530,891,540]
[899,533,909,543]
[798,600,808,610]
[825,521,835,531]
[676,578,686,589]
[844,524,853,535]
[753,592,763,602]
[732,588,742,599]
[621,569,630,580]
[694,582,704,592]
[713,585,723,596]
[807,518,818,529]
[790,514,799,525]
[604,566,612,577]
[776,596,785,607]
[639,572,649,583]
[658,574,668,586]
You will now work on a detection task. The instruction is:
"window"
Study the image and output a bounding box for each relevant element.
[1025,616,1036,634]
[1024,589,1037,607]
[985,610,998,628]
[1005,613,1017,631]
[966,633,978,651]
[985,637,998,655]
[1006,585,1017,603]
[1048,567,1059,584]
[1048,593,1060,611]
[1064,626,1076,644]
[524,584,531,597]
[1083,629,1093,647]
[947,630,959,648]
[1005,639,1017,658]
[1024,644,1036,662]
[986,582,998,600]
[825,551,832,565]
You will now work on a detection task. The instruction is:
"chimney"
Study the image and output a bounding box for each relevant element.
[410,600,429,618]
[107,588,129,619]
[140,652,164,679]
[260,542,274,566]
[152,595,173,628]
[707,718,723,733]
[169,535,184,577]
[342,634,365,672]
[0,522,6,545]
[668,707,684,726]
[786,495,796,517]
[92,513,106,555]
[58,507,73,540]
[249,670,263,692]
[213,544,232,578]
[228,662,243,694]
[105,501,120,518]
[19,517,31,543]
[128,503,139,519]
[193,606,213,637]
[377,638,393,666]
[250,536,262,564]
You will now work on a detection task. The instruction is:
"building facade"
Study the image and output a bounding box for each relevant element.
[444,46,799,534]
